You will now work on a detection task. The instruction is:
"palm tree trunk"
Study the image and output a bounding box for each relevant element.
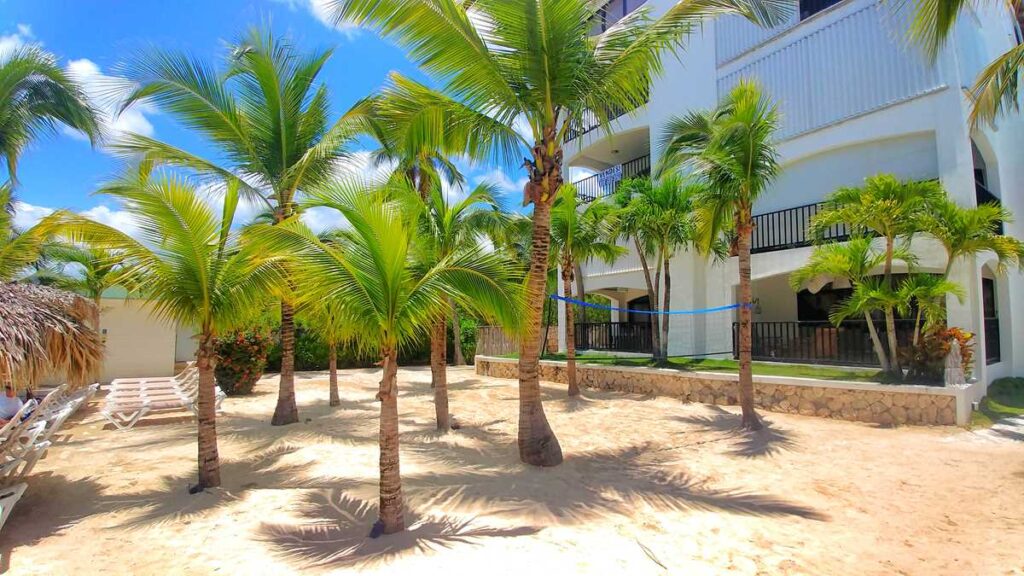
[328,343,340,407]
[450,297,465,366]
[863,311,891,372]
[882,236,902,377]
[377,350,404,534]
[196,334,221,488]
[562,258,579,397]
[574,263,587,325]
[736,211,762,431]
[517,194,563,467]
[661,251,671,360]
[653,251,664,362]
[431,317,450,430]
[272,300,299,425]
[635,239,660,359]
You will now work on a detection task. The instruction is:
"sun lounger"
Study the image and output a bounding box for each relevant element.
[0,482,27,534]
[108,362,196,390]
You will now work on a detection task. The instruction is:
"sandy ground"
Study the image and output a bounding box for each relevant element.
[3,366,1023,575]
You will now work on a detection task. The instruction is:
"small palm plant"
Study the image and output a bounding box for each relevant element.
[37,244,127,308]
[73,173,285,489]
[659,80,781,431]
[247,180,520,534]
[0,185,69,282]
[550,183,624,395]
[326,0,790,465]
[920,195,1024,277]
[302,301,352,407]
[810,174,944,377]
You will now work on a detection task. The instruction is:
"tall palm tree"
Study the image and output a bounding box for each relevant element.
[111,28,358,426]
[790,237,916,371]
[659,80,780,431]
[413,182,514,428]
[247,180,520,535]
[36,244,126,307]
[550,183,623,394]
[920,195,1024,277]
[73,173,284,488]
[1,46,101,183]
[302,301,352,407]
[810,175,943,377]
[904,0,1023,126]
[326,0,789,465]
[613,175,701,360]
[613,177,663,359]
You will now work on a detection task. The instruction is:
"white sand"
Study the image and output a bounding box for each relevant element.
[4,366,1022,575]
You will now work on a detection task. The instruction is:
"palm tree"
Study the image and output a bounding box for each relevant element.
[413,182,513,428]
[111,28,358,426]
[613,175,701,361]
[897,273,966,347]
[920,195,1024,277]
[246,180,520,535]
[905,0,1023,126]
[302,301,351,407]
[1,46,101,183]
[613,177,663,359]
[790,237,916,371]
[549,183,624,395]
[810,175,943,377]
[37,244,126,308]
[73,173,284,488]
[326,0,789,465]
[659,80,780,431]
[1,186,69,282]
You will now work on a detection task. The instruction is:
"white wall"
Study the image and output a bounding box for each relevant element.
[98,299,176,382]
[175,326,198,363]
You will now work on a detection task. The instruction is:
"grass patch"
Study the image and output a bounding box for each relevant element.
[970,378,1024,428]
[500,351,885,382]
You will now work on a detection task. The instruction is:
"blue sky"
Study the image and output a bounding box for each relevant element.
[1,0,545,232]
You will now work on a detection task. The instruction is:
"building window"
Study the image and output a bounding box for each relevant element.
[983,278,1001,364]
[591,0,648,35]
[626,296,650,324]
[799,0,845,20]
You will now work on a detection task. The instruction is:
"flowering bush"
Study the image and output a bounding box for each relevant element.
[904,326,975,383]
[213,330,272,395]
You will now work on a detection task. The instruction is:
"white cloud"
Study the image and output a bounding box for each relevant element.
[273,0,359,39]
[65,58,156,143]
[301,206,346,233]
[80,204,141,240]
[473,167,527,196]
[11,201,54,230]
[0,23,34,55]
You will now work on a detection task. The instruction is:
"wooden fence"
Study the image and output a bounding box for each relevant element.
[475,325,558,358]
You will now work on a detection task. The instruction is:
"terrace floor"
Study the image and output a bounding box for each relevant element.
[5,367,1023,575]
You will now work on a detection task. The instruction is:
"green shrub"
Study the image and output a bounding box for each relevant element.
[214,330,272,395]
[904,326,975,384]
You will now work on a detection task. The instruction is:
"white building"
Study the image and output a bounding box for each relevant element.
[560,0,1023,390]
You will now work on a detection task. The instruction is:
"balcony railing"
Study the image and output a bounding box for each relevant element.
[576,321,652,354]
[984,317,1001,365]
[574,154,651,203]
[975,181,1004,235]
[565,99,646,142]
[590,0,648,35]
[751,202,851,254]
[733,319,915,367]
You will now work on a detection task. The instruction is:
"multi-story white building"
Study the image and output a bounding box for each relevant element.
[559,0,1024,389]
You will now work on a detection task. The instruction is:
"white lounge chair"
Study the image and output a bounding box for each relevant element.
[0,482,27,534]
[108,362,196,390]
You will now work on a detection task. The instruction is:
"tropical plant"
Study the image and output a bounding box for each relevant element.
[1,45,101,183]
[790,237,915,371]
[904,0,1023,126]
[0,185,69,282]
[613,177,662,358]
[412,181,513,427]
[36,244,126,307]
[658,79,780,431]
[549,183,623,395]
[301,301,352,407]
[325,0,790,464]
[72,172,285,489]
[245,180,520,534]
[920,195,1024,277]
[213,329,273,396]
[896,273,966,347]
[810,174,943,377]
[110,28,358,426]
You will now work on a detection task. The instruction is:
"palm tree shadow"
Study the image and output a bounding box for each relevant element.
[674,406,798,458]
[258,489,541,571]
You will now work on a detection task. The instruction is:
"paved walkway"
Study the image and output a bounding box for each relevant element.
[969,416,1024,443]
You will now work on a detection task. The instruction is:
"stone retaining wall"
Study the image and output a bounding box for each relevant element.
[475,356,974,426]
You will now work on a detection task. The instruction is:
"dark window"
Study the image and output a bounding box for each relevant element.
[797,286,851,322]
[983,278,1001,364]
[626,296,650,324]
[799,0,844,20]
[983,278,997,319]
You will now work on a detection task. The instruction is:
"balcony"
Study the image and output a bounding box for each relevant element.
[565,99,647,142]
[589,0,648,35]
[734,319,915,367]
[573,154,651,203]
[576,321,652,354]
[751,202,851,254]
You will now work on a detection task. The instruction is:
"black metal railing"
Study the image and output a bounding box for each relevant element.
[590,0,648,35]
[975,181,1004,235]
[799,0,845,20]
[574,154,651,203]
[750,202,852,254]
[984,317,1001,365]
[576,321,653,354]
[565,99,647,141]
[733,319,916,367]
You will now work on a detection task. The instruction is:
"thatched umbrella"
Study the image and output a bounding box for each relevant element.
[0,282,104,389]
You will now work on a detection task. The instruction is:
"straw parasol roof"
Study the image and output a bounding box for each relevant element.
[0,282,104,389]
